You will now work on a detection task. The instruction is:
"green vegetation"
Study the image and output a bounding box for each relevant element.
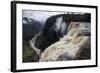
[23,41,39,62]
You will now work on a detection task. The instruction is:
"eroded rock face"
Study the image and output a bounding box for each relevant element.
[30,22,90,62]
[29,13,91,62]
[39,22,90,62]
[30,14,90,55]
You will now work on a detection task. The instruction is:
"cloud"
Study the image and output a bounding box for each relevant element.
[22,10,68,22]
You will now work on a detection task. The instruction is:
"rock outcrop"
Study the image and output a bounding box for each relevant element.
[39,22,90,62]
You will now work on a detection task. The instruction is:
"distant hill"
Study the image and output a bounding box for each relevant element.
[23,17,44,41]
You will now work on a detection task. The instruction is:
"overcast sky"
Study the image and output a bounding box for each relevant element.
[22,10,85,23]
[22,10,68,22]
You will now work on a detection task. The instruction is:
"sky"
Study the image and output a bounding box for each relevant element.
[22,10,85,22]
[22,10,68,22]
